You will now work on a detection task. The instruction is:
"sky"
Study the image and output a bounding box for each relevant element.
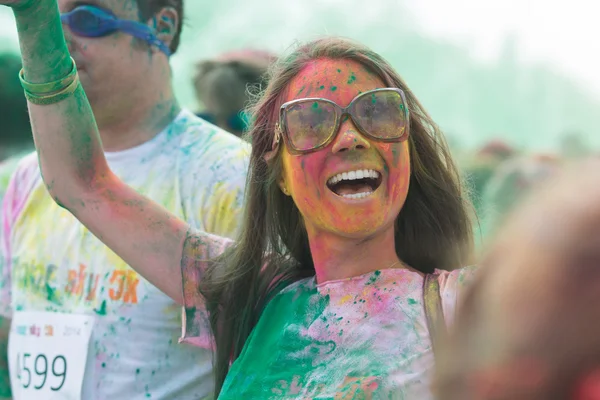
[2,0,599,98]
[406,0,600,99]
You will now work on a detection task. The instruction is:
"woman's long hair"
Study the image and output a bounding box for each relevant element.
[200,37,474,396]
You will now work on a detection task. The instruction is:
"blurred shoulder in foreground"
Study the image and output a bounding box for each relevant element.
[435,157,600,400]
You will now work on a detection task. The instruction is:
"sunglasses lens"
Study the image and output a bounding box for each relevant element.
[284,101,338,152]
[353,90,408,140]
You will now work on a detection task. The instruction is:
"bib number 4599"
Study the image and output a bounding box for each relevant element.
[9,311,95,400]
[15,352,67,392]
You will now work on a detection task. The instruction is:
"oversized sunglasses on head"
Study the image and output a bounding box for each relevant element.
[276,88,409,155]
[61,5,172,56]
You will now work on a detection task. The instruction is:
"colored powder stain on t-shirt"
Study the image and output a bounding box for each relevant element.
[0,155,25,204]
[95,300,107,316]
[212,267,476,399]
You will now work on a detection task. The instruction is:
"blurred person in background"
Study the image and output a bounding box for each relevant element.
[0,52,33,203]
[560,130,591,160]
[0,0,248,399]
[0,52,32,162]
[435,159,600,400]
[480,153,561,239]
[194,49,276,137]
[463,139,516,219]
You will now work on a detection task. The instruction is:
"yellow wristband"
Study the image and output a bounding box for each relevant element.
[19,57,78,95]
[24,76,81,106]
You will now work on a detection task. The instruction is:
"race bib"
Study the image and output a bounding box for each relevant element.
[8,311,95,400]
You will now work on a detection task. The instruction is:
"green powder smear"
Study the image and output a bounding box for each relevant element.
[95,300,107,316]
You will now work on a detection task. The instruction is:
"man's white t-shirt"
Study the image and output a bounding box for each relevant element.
[0,110,250,399]
[0,153,27,204]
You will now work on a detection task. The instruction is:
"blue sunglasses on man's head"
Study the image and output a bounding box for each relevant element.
[61,5,172,56]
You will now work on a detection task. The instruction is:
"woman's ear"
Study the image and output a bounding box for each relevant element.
[278,176,291,196]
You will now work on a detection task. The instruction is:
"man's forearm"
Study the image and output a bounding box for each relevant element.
[13,0,71,83]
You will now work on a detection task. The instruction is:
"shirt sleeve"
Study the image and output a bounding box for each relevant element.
[438,266,479,328]
[199,144,249,240]
[179,229,235,349]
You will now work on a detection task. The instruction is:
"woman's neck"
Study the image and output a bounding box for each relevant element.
[307,225,402,284]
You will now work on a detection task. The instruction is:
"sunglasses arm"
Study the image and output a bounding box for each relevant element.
[115,20,172,57]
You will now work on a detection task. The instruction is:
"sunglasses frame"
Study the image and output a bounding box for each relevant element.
[276,88,410,155]
[61,5,172,57]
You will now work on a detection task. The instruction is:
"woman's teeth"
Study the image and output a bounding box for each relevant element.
[341,191,374,199]
[327,169,380,185]
[326,169,382,199]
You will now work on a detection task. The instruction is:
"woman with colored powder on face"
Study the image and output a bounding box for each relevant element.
[3,0,476,398]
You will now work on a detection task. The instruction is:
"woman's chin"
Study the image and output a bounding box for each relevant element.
[297,188,400,240]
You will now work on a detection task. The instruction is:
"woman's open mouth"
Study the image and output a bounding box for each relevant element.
[326,169,383,200]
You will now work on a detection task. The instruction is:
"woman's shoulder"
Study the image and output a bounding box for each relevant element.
[436,266,478,292]
[435,266,479,325]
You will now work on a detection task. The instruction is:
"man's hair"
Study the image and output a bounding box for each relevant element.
[135,0,184,53]
[0,53,32,150]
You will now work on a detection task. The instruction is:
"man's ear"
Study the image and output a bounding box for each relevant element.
[151,7,179,50]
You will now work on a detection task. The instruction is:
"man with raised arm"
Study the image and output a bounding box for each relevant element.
[0,0,249,398]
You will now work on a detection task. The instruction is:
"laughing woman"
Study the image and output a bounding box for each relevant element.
[3,0,476,398]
